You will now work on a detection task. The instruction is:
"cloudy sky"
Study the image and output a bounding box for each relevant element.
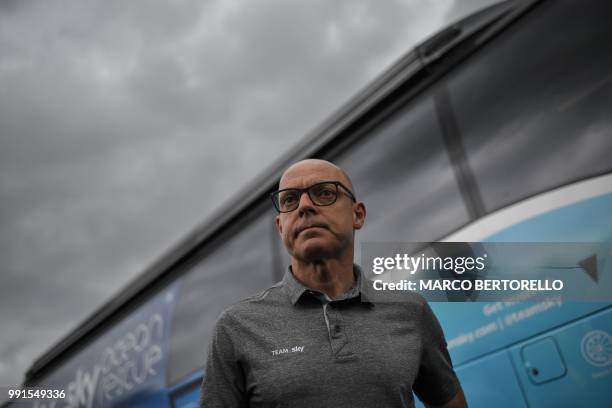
[0,0,499,390]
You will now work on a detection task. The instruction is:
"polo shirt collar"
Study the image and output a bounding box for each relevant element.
[282,264,372,305]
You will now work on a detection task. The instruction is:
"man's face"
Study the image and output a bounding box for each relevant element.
[275,161,365,263]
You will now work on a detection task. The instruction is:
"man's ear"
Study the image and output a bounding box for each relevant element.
[353,202,366,230]
[275,214,283,235]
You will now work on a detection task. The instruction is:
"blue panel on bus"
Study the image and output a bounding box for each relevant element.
[414,349,527,407]
[433,192,612,366]
[433,301,609,366]
[486,192,612,243]
[520,337,566,384]
[457,350,527,407]
[172,385,200,408]
[168,370,203,408]
[509,307,612,407]
[32,283,179,408]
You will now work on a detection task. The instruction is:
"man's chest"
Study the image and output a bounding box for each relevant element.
[238,304,422,405]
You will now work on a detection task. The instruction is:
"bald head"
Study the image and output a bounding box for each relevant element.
[279,159,355,196]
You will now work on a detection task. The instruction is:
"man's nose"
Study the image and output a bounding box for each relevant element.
[297,190,316,215]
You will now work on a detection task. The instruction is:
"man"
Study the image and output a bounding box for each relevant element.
[200,159,467,407]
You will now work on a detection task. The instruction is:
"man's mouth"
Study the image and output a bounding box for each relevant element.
[296,224,328,236]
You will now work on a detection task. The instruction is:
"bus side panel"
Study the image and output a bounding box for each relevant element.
[509,307,612,406]
[415,348,528,408]
[434,191,612,366]
[433,302,608,367]
[31,283,179,408]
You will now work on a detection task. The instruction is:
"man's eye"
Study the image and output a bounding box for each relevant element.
[315,188,334,197]
[281,194,298,205]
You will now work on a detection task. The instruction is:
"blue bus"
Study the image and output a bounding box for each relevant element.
[11,0,612,406]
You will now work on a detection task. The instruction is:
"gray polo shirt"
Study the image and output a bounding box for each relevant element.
[200,266,460,407]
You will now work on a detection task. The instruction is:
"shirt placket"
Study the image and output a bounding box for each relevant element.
[322,302,356,361]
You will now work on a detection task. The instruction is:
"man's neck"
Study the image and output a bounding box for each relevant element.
[291,256,355,300]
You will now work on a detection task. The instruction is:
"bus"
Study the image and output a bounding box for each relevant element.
[11,0,612,406]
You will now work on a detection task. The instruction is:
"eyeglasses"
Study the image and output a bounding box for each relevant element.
[271,181,356,213]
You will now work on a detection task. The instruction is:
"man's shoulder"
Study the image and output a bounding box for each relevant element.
[215,280,287,324]
[235,279,287,307]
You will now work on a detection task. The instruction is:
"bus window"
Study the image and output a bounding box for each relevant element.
[446,0,612,212]
[335,96,471,248]
[168,208,276,384]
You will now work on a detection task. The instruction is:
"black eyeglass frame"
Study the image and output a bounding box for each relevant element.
[270,181,356,213]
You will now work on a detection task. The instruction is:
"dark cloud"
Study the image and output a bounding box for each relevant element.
[0,0,498,390]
